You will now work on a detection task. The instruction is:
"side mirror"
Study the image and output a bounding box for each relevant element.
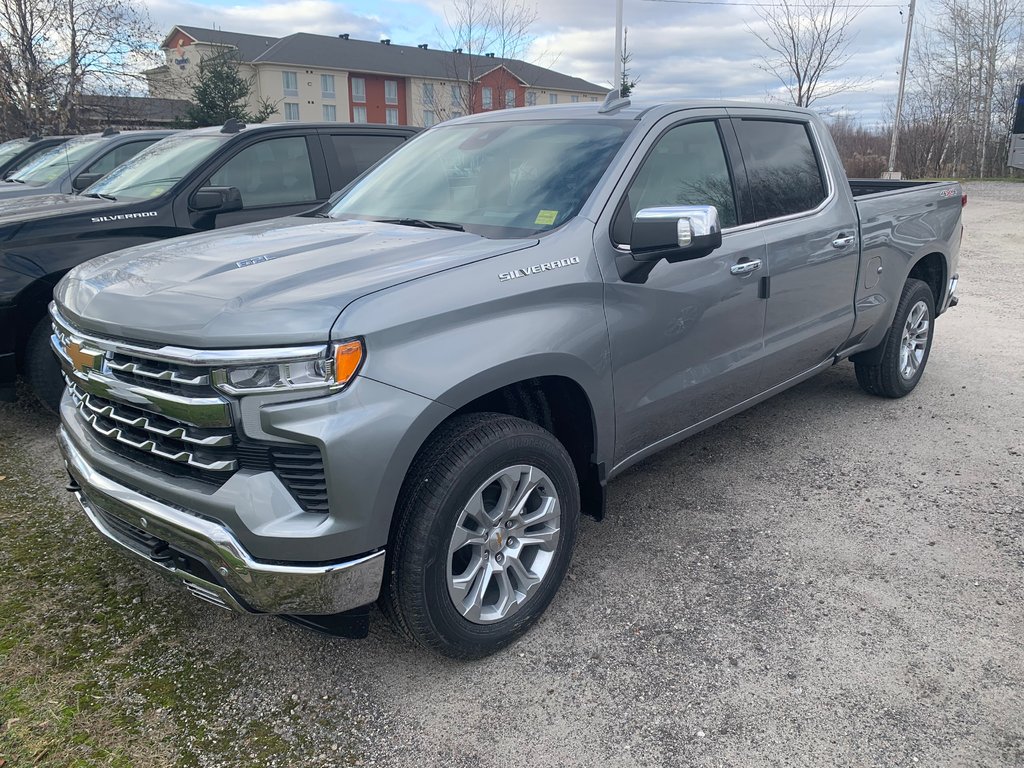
[617,205,723,283]
[72,172,104,192]
[190,186,243,214]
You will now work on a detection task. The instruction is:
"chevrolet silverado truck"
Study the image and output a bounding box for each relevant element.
[52,97,963,658]
[0,120,416,406]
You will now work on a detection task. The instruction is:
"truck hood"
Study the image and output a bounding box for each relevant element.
[0,182,51,200]
[0,192,105,225]
[56,217,538,347]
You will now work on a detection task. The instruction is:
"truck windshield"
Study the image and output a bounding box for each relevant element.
[11,136,101,185]
[0,138,30,165]
[83,135,227,202]
[328,119,634,238]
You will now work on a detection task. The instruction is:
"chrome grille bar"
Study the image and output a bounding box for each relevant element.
[107,359,210,387]
[71,384,232,447]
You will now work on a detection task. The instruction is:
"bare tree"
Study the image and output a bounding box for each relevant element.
[746,0,866,107]
[897,0,1023,177]
[422,0,538,123]
[0,0,155,136]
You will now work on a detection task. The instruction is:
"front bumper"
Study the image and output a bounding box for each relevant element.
[59,427,385,615]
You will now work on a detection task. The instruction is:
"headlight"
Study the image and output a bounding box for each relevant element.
[211,340,364,395]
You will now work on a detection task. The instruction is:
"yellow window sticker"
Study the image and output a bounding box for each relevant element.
[534,210,558,226]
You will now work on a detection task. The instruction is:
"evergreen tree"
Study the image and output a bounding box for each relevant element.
[186,53,277,127]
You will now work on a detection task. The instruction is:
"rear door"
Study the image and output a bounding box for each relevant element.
[192,132,332,229]
[599,113,769,466]
[727,112,860,386]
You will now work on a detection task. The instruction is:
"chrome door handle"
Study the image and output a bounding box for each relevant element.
[832,234,856,248]
[730,259,762,275]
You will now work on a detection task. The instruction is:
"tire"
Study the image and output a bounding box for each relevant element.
[382,413,580,659]
[855,278,936,398]
[25,317,64,414]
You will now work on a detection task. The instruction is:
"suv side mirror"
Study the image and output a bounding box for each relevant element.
[632,205,722,261]
[72,172,104,192]
[190,186,243,214]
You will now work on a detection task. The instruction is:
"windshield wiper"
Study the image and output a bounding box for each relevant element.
[379,218,465,232]
[5,177,25,183]
[82,192,117,201]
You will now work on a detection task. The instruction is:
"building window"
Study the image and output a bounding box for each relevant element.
[451,85,463,107]
[482,87,493,109]
[570,95,580,103]
[323,104,337,121]
[384,80,398,105]
[353,106,367,123]
[526,91,537,106]
[321,74,335,99]
[423,109,436,127]
[590,97,599,102]
[504,89,516,108]
[282,71,298,97]
[352,77,366,103]
[423,83,435,106]
[284,102,300,121]
[549,93,558,104]
[385,108,399,125]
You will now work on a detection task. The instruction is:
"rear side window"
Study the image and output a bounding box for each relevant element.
[734,120,826,221]
[208,136,316,207]
[330,134,405,184]
[86,140,159,175]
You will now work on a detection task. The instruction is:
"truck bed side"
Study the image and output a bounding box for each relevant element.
[842,179,963,357]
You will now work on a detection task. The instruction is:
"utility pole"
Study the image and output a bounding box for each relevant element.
[886,0,916,177]
[614,0,624,96]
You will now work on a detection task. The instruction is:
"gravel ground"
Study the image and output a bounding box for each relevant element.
[1,182,1021,767]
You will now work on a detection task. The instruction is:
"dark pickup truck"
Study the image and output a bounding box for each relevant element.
[0,120,417,405]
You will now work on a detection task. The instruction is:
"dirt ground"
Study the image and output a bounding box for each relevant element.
[1,182,1021,767]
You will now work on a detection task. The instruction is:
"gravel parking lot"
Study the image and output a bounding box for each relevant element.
[1,181,1021,768]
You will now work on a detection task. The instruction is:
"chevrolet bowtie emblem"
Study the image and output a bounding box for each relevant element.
[64,340,102,374]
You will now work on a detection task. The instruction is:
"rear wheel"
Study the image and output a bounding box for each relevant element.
[383,413,580,659]
[855,278,935,398]
[25,317,63,413]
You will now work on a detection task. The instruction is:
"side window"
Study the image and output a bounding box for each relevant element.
[330,134,405,184]
[612,120,738,245]
[85,140,158,175]
[733,119,826,220]
[207,136,317,207]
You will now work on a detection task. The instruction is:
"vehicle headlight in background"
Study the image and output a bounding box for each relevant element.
[211,340,364,395]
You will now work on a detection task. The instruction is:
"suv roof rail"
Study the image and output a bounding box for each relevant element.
[221,118,246,134]
[101,127,119,137]
[598,89,630,114]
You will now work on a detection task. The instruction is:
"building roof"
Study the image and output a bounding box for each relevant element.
[79,94,192,123]
[166,25,280,61]
[255,34,605,93]
[161,26,605,94]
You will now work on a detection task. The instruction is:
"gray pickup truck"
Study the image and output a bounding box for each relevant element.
[52,98,963,658]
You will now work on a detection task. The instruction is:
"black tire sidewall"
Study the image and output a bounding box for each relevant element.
[884,280,936,396]
[402,422,579,656]
[25,317,63,413]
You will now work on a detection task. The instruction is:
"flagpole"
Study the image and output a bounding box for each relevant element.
[614,0,624,95]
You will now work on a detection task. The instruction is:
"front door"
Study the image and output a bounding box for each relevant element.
[599,117,768,468]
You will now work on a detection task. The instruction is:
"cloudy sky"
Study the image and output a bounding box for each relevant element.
[144,0,928,125]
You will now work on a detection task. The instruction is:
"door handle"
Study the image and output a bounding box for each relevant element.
[832,234,856,248]
[730,259,762,275]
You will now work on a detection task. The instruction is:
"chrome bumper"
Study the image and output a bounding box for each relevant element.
[59,427,385,615]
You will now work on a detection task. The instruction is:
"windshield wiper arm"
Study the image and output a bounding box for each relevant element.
[380,218,465,232]
[82,192,117,201]
[5,177,25,183]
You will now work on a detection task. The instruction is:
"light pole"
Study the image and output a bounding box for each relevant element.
[614,0,624,95]
[886,0,916,177]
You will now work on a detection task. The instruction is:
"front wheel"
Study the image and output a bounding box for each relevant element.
[855,277,936,398]
[382,413,580,659]
[25,317,64,413]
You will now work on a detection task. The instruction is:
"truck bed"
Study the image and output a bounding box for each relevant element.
[848,178,950,198]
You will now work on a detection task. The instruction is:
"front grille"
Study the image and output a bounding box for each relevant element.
[58,313,330,515]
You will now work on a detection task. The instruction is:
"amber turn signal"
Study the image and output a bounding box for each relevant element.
[332,340,364,387]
